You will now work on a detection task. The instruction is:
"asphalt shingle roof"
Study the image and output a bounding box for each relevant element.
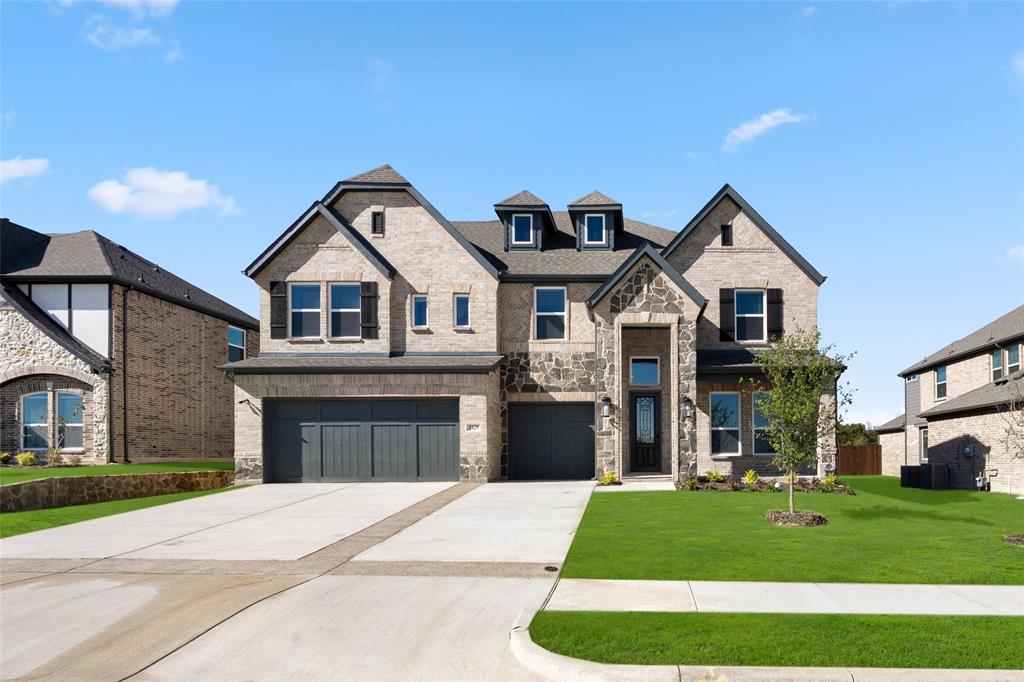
[222,355,503,373]
[919,370,1024,419]
[900,305,1024,376]
[494,190,549,208]
[568,190,621,207]
[875,413,906,433]
[341,164,410,185]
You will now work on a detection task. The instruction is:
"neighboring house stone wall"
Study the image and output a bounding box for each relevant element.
[232,371,500,482]
[0,307,109,461]
[925,409,1023,495]
[879,430,905,476]
[664,195,819,349]
[109,286,255,462]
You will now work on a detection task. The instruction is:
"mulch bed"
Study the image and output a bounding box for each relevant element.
[1003,534,1024,547]
[676,478,854,495]
[765,510,829,527]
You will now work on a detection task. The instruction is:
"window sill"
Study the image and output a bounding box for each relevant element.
[710,454,742,459]
[752,452,776,457]
[371,234,384,239]
[288,338,324,344]
[411,327,432,333]
[327,337,363,344]
[454,327,474,333]
[532,338,569,344]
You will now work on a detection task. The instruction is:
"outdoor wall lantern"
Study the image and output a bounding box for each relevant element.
[681,396,694,420]
[600,395,612,417]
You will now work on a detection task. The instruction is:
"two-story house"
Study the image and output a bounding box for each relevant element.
[225,165,834,484]
[0,219,259,463]
[878,305,1024,494]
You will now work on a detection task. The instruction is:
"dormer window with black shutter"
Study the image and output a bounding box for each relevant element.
[568,190,622,251]
[494,190,555,252]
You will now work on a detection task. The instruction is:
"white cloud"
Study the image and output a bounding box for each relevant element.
[801,5,817,16]
[1008,245,1024,263]
[685,151,697,161]
[3,109,15,125]
[88,168,239,218]
[722,108,810,152]
[1,157,50,183]
[86,19,161,51]
[366,57,396,92]
[1012,49,1024,83]
[99,0,178,18]
[163,38,183,63]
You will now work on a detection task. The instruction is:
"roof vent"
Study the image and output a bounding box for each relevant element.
[152,266,160,273]
[137,275,144,282]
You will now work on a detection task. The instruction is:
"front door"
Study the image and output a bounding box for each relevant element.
[630,393,660,472]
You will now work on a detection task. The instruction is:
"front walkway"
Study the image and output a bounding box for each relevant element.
[547,578,1024,616]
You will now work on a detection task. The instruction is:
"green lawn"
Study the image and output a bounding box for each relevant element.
[531,611,1024,670]
[0,460,234,486]
[563,476,1024,584]
[0,487,232,538]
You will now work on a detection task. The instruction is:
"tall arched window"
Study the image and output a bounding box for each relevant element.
[21,393,48,450]
[57,392,84,450]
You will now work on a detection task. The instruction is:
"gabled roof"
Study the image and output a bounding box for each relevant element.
[875,413,906,434]
[899,305,1024,377]
[342,164,410,185]
[494,190,549,208]
[919,370,1024,419]
[0,284,110,372]
[244,202,396,279]
[660,184,826,286]
[587,243,708,310]
[1,219,258,330]
[568,190,621,208]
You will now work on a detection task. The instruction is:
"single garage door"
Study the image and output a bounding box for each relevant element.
[265,399,459,482]
[508,403,595,480]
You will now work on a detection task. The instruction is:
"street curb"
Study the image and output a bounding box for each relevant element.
[509,625,1024,682]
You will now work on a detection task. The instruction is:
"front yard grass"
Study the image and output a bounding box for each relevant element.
[563,476,1023,584]
[0,487,231,538]
[0,460,234,486]
[530,611,1024,670]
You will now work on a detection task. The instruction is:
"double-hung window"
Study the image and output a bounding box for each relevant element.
[21,392,48,450]
[753,392,775,455]
[289,284,321,338]
[534,287,566,340]
[511,214,534,245]
[57,392,83,450]
[453,294,471,329]
[228,326,246,361]
[991,349,1004,381]
[935,366,947,399]
[330,284,362,338]
[710,392,741,455]
[1009,344,1021,374]
[584,214,606,245]
[411,294,429,329]
[734,290,766,342]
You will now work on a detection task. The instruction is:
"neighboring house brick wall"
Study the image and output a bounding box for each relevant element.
[917,353,992,415]
[879,430,905,476]
[926,410,1023,495]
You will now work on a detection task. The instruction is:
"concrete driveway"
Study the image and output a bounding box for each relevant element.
[0,480,594,681]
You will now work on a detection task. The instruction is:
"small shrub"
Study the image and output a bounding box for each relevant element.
[818,473,840,492]
[65,455,83,467]
[15,452,37,467]
[706,468,725,483]
[743,469,759,487]
[730,479,743,491]
[681,474,699,491]
[599,471,620,486]
[45,449,63,467]
[0,452,12,465]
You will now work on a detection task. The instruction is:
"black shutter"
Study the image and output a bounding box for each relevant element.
[719,288,735,341]
[372,211,384,235]
[767,288,784,338]
[269,281,287,339]
[361,281,378,339]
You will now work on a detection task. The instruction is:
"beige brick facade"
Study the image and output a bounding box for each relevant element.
[880,429,905,476]
[925,410,1022,495]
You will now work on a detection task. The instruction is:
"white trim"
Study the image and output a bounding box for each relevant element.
[1008,343,1021,374]
[934,366,947,400]
[20,391,49,451]
[288,282,322,339]
[734,289,767,343]
[55,390,84,452]
[329,282,362,339]
[919,425,929,463]
[411,294,429,329]
[629,356,660,386]
[991,348,1004,381]
[709,391,741,456]
[511,214,535,245]
[453,293,471,329]
[752,391,775,456]
[582,214,607,245]
[228,325,247,360]
[533,286,567,341]
[905,373,918,382]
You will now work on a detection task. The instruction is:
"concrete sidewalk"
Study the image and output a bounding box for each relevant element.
[547,578,1024,616]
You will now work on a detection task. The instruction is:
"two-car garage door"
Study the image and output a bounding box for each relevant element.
[265,400,459,482]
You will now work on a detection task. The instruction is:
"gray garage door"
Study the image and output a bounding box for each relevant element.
[265,400,459,482]
[508,403,595,480]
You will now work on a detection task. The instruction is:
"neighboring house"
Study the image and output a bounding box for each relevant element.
[0,219,259,463]
[879,305,1024,494]
[226,165,834,484]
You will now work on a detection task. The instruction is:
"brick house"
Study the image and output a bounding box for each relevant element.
[226,165,835,483]
[878,305,1023,495]
[0,219,259,463]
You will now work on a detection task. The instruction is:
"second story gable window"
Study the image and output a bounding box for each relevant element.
[735,290,767,342]
[411,294,429,329]
[935,366,947,399]
[991,349,1004,381]
[289,283,321,338]
[330,284,362,338]
[583,215,606,245]
[1009,344,1021,374]
[720,224,733,246]
[453,294,470,329]
[534,287,566,340]
[228,326,246,361]
[511,214,534,245]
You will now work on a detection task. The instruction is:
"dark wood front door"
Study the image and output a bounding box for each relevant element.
[630,393,660,472]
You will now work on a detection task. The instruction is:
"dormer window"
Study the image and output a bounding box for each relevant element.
[511,214,534,245]
[584,215,607,245]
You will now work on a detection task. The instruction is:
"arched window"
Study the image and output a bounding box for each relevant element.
[57,392,84,450]
[21,392,48,450]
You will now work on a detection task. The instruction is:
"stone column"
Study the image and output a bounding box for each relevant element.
[677,318,698,481]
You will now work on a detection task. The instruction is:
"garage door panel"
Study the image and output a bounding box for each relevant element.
[417,424,459,480]
[509,404,594,481]
[320,402,367,422]
[372,424,417,481]
[267,419,304,482]
[321,424,365,480]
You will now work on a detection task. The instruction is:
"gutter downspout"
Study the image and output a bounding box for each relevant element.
[122,285,131,463]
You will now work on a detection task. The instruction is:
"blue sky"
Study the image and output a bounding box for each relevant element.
[2,1,1023,425]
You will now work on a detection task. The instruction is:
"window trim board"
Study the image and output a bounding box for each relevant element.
[533,286,568,341]
[629,356,660,386]
[287,282,322,339]
[709,390,742,456]
[734,289,768,343]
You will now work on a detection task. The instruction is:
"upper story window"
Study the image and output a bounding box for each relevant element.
[583,214,607,245]
[511,214,534,245]
[57,392,84,450]
[753,392,775,455]
[935,366,947,399]
[906,374,918,382]
[991,349,1004,381]
[1009,344,1021,374]
[371,211,385,236]
[411,294,429,329]
[720,224,733,246]
[735,290,767,342]
[289,283,321,338]
[534,287,567,340]
[453,294,471,329]
[710,392,741,455]
[330,284,362,338]
[21,392,48,450]
[630,358,659,385]
[228,326,246,361]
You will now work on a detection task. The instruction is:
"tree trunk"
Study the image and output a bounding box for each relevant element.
[788,469,795,513]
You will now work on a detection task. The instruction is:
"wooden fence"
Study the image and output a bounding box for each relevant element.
[837,444,882,475]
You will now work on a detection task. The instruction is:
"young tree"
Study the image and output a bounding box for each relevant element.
[748,328,853,514]
[998,377,1024,461]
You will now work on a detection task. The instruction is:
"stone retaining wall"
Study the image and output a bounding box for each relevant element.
[0,469,235,513]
